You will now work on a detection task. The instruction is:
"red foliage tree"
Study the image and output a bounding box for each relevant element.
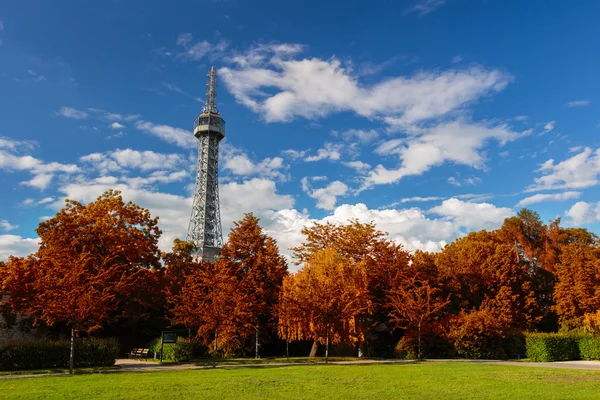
[0,190,161,373]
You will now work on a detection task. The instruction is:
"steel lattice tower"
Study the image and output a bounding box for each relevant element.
[187,67,225,262]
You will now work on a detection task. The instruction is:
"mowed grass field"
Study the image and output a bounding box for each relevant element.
[2,362,600,399]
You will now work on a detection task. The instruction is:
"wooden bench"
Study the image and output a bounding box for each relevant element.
[127,348,151,360]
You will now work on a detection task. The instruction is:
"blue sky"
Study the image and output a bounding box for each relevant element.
[1,0,600,261]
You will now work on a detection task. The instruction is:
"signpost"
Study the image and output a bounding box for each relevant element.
[160,331,177,362]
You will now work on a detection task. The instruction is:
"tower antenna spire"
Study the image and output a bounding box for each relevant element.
[202,66,219,115]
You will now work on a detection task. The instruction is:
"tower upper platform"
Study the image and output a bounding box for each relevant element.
[193,66,225,140]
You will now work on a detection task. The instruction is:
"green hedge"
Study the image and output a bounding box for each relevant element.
[525,333,584,362]
[0,338,120,370]
[578,336,600,360]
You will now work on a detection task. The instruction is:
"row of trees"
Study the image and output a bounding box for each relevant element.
[1,190,599,368]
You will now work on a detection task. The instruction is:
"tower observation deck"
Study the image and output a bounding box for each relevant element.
[187,67,225,262]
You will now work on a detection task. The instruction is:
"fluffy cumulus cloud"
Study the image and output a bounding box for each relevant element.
[221,146,287,181]
[429,198,514,232]
[0,137,78,191]
[80,149,187,174]
[305,143,343,162]
[527,147,600,192]
[516,191,581,207]
[0,235,40,260]
[219,44,511,125]
[302,178,348,210]
[565,201,600,225]
[135,121,196,148]
[365,120,519,186]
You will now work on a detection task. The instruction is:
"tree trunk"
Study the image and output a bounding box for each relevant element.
[325,324,330,364]
[255,329,260,359]
[69,325,75,375]
[286,325,290,361]
[213,327,218,368]
[309,339,319,358]
[417,323,421,361]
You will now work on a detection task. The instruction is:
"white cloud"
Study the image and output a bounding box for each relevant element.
[281,149,307,160]
[516,191,581,207]
[221,147,287,180]
[527,147,600,191]
[429,198,514,232]
[565,201,600,225]
[0,151,76,173]
[0,220,18,232]
[342,160,371,172]
[541,120,556,134]
[334,129,379,144]
[57,107,88,120]
[566,100,591,108]
[111,122,125,129]
[135,121,196,148]
[515,115,528,121]
[0,235,40,261]
[305,143,343,162]
[366,120,518,186]
[80,149,187,174]
[173,33,229,61]
[302,179,348,210]
[21,173,54,190]
[405,0,446,15]
[19,197,54,207]
[219,45,511,125]
[0,137,37,152]
[451,56,463,64]
[400,196,446,203]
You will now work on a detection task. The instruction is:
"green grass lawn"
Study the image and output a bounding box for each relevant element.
[2,362,600,399]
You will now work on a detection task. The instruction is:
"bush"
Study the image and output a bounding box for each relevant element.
[525,333,584,362]
[578,336,600,360]
[0,338,119,370]
[174,338,194,362]
[146,336,193,362]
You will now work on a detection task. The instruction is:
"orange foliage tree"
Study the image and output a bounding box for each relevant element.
[553,242,600,329]
[292,220,409,356]
[388,272,449,360]
[436,230,540,358]
[167,257,253,362]
[279,248,370,362]
[219,213,287,357]
[0,190,161,373]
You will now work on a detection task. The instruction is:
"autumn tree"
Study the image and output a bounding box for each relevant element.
[436,230,540,358]
[167,258,253,364]
[292,220,410,356]
[553,242,600,329]
[220,214,287,357]
[279,248,370,362]
[0,190,161,373]
[388,268,449,360]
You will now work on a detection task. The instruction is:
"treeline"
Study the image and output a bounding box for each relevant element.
[1,190,599,363]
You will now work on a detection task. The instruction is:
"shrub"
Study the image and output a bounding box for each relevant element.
[525,333,584,362]
[174,338,194,362]
[0,338,119,370]
[146,336,193,362]
[578,336,600,360]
